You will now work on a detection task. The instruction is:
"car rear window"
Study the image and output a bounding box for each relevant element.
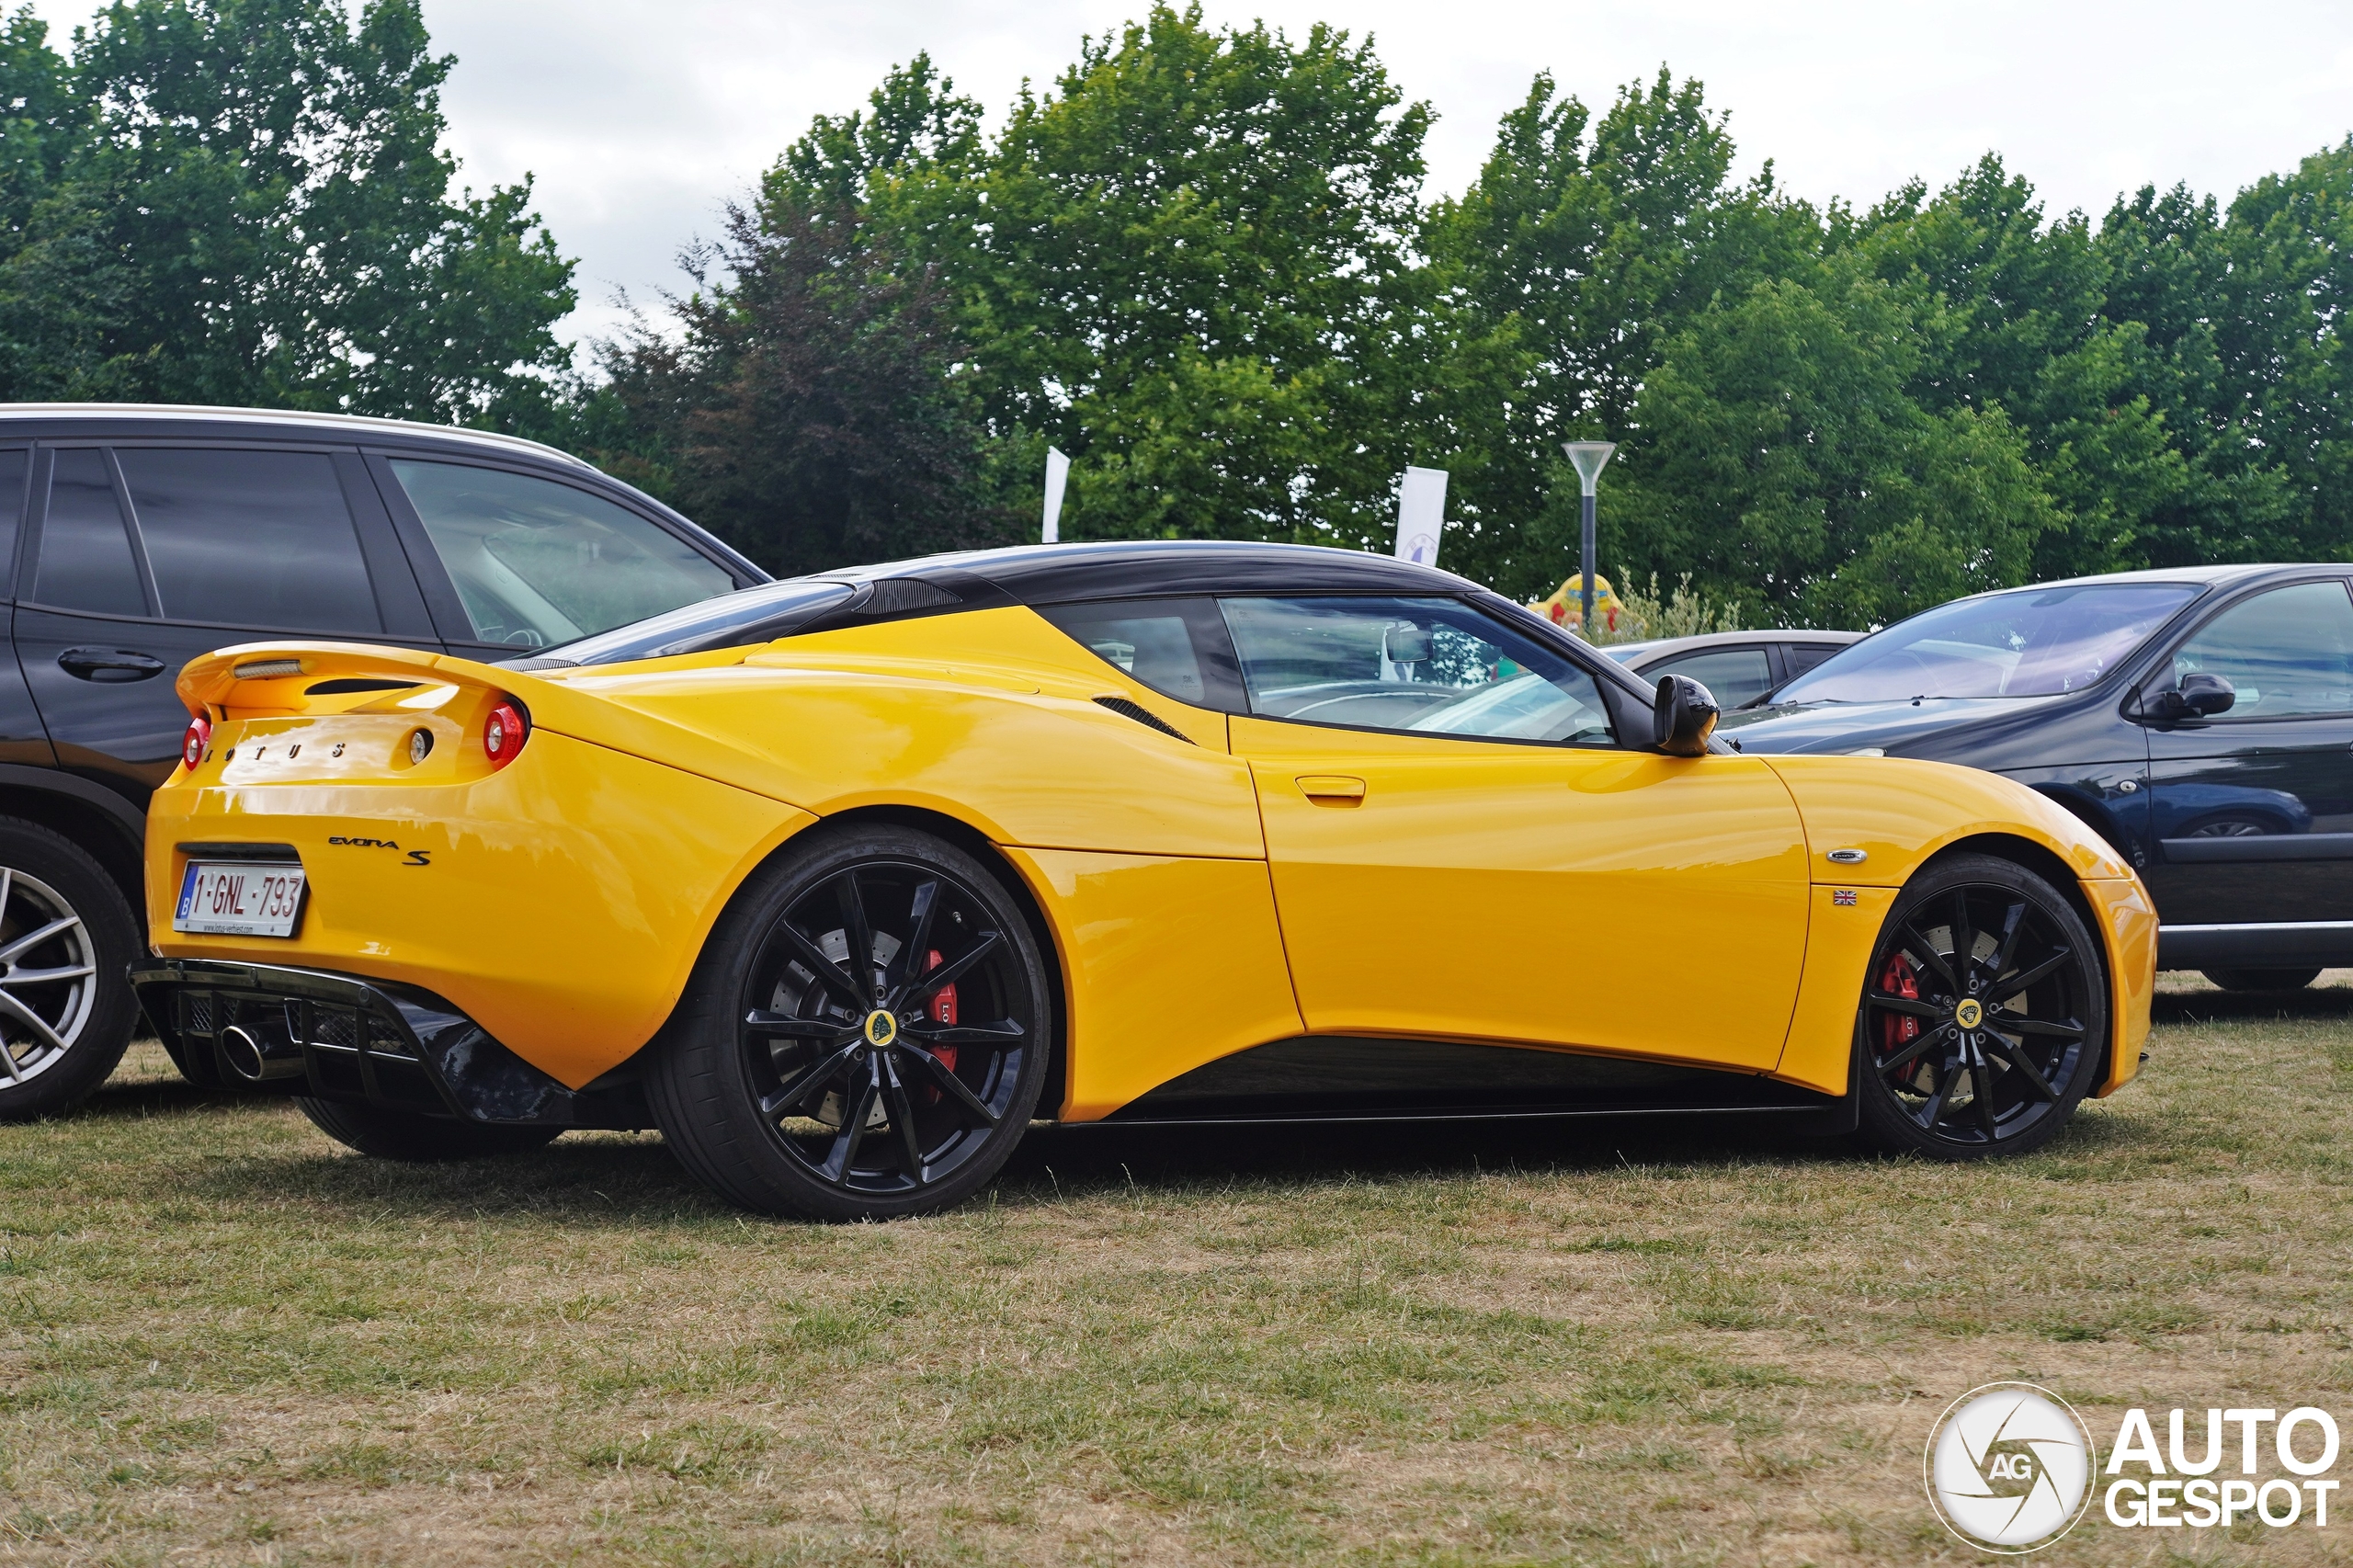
[389,460,733,649]
[1645,646,1775,709]
[118,448,380,633]
[0,449,23,597]
[36,449,147,618]
[540,577,856,665]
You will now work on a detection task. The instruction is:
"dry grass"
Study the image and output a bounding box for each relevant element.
[5,975,2353,1565]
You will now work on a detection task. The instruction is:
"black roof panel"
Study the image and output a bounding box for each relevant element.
[839,539,1481,605]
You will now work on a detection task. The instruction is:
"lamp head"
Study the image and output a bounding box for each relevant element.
[1562,440,1617,496]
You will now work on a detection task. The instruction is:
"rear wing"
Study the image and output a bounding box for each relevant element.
[173,641,808,810]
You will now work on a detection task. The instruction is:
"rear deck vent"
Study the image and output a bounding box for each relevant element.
[306,677,423,696]
[1094,697,1193,744]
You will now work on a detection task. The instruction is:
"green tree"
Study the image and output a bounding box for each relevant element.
[1427,69,1821,596]
[0,0,574,425]
[595,200,1013,577]
[2214,139,2353,561]
[1612,257,2057,626]
[947,5,1434,546]
[1848,157,2185,581]
[2093,182,2302,566]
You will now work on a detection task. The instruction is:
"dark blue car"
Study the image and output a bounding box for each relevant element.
[1724,566,2353,991]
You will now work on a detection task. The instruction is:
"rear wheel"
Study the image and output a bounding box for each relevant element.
[1855,855,2104,1160]
[0,819,140,1121]
[647,824,1051,1221]
[297,1097,563,1161]
[2201,968,2322,993]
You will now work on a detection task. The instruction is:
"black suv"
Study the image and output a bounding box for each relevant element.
[0,404,763,1118]
[1724,566,2353,990]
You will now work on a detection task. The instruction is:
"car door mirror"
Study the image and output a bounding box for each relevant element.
[2149,671,2236,722]
[1381,625,1432,665]
[1653,674,1719,756]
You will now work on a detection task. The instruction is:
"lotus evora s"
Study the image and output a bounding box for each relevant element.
[131,542,2156,1220]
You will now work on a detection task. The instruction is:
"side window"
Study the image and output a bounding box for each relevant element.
[2170,582,2353,721]
[1782,642,1843,677]
[1647,646,1775,709]
[0,449,25,597]
[388,460,733,648]
[36,449,148,618]
[1036,598,1241,709]
[117,449,380,633]
[1220,596,1616,745]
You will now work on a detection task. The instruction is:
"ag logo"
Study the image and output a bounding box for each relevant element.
[1926,1382,2096,1552]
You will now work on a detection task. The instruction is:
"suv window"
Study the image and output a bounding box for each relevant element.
[2170,581,2353,720]
[117,448,379,633]
[388,460,733,648]
[1220,596,1616,745]
[0,449,24,594]
[36,449,147,618]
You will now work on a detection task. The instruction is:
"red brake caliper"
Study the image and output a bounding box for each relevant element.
[1879,952,1921,1058]
[917,949,958,1100]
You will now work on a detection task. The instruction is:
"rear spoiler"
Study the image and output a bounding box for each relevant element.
[174,641,812,811]
[177,642,535,722]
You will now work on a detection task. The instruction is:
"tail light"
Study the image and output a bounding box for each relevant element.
[483,699,529,769]
[181,715,211,771]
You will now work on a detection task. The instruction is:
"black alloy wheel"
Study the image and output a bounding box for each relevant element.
[648,824,1051,1221]
[1855,854,2104,1160]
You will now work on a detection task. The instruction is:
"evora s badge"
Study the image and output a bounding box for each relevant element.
[327,835,431,867]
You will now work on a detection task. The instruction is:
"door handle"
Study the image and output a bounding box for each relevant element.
[1296,775,1366,806]
[58,647,168,683]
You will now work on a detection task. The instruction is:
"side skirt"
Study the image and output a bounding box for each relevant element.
[1093,1035,1857,1134]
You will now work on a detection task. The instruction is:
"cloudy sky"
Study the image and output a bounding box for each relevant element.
[28,1,2353,352]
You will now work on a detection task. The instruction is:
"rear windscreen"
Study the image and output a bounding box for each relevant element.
[540,578,858,665]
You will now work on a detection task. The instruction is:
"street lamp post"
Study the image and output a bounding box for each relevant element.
[1562,440,1617,636]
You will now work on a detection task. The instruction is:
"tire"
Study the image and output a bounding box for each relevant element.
[0,817,141,1121]
[297,1096,563,1161]
[1853,854,2105,1161]
[2201,968,2323,993]
[646,823,1051,1221]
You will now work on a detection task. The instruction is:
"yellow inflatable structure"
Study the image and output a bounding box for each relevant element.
[1531,574,1635,638]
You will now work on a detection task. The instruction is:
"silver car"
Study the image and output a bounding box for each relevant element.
[1604,629,1865,709]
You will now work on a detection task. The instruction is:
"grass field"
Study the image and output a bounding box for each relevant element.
[6,975,2352,1565]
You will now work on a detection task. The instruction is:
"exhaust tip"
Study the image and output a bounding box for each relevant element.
[220,1025,268,1082]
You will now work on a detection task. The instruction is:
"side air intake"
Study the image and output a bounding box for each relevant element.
[1093,696,1194,744]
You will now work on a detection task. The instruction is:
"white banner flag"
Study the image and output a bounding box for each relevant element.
[1042,448,1069,543]
[1394,466,1447,566]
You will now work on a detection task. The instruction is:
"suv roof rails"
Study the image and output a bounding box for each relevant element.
[0,403,595,472]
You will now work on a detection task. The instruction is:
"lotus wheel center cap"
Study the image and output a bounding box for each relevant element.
[863,1009,900,1048]
[1954,999,1984,1029]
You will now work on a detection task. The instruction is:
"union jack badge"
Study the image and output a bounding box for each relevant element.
[1832,888,1859,906]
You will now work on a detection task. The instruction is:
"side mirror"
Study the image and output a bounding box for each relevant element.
[2149,671,2236,722]
[1654,674,1719,756]
[1382,625,1432,665]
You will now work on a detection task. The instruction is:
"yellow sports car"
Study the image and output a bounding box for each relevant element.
[132,543,2154,1220]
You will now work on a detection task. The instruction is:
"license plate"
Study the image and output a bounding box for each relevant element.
[174,861,307,937]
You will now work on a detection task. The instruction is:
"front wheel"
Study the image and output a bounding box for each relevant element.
[1854,854,2105,1160]
[646,824,1051,1221]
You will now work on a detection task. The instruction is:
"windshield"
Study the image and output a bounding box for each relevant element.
[535,578,856,666]
[1777,583,2201,703]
